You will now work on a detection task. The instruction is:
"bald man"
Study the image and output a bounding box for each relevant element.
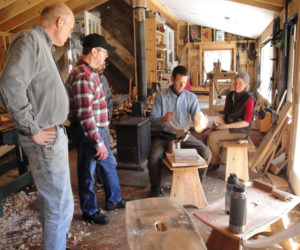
[0,3,74,250]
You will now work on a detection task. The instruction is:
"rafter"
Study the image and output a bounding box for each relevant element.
[146,0,178,29]
[9,0,108,33]
[0,0,67,32]
[0,0,44,25]
[0,0,15,9]
[229,0,284,12]
[69,0,108,16]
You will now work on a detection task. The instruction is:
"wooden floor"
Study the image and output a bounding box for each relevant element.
[0,146,300,249]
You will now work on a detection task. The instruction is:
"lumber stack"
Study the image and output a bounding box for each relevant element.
[249,102,292,173]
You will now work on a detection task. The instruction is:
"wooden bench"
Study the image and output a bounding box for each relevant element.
[126,197,207,250]
[221,139,255,181]
[162,154,208,208]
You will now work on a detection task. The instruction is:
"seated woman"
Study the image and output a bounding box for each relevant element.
[207,72,256,171]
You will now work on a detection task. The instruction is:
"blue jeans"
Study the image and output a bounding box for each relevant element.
[19,127,74,250]
[71,124,121,215]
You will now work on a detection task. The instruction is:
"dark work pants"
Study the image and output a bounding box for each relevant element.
[148,134,212,188]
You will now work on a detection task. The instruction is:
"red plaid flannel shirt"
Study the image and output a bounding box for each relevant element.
[66,59,109,149]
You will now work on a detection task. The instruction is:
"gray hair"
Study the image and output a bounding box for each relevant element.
[235,72,250,85]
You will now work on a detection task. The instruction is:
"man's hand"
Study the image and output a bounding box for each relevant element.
[162,112,175,123]
[94,144,108,161]
[31,130,56,146]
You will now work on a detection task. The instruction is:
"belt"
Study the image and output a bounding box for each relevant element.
[44,124,63,131]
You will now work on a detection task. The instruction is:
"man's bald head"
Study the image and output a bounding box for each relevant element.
[41,3,73,22]
[39,3,74,46]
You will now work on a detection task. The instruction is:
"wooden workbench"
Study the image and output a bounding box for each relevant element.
[0,122,32,216]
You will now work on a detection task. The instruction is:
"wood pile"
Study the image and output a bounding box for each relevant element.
[249,102,292,178]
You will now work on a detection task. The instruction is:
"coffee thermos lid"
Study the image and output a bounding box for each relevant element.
[228,173,239,184]
[233,183,246,192]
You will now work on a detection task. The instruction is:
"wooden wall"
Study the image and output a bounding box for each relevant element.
[176,22,258,91]
[96,0,135,94]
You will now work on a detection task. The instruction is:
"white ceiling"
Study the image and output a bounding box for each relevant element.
[159,0,279,39]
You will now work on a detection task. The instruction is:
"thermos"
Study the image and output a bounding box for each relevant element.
[229,183,247,234]
[225,173,239,214]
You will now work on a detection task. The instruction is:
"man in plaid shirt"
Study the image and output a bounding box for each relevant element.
[67,33,125,225]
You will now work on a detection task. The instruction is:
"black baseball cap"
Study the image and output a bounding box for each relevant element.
[82,33,116,52]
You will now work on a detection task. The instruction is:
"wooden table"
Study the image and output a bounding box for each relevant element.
[194,185,300,250]
[162,153,208,208]
[126,197,207,250]
[0,122,32,216]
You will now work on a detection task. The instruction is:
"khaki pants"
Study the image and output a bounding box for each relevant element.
[207,129,247,164]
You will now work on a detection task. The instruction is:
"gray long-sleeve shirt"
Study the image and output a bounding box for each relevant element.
[0,25,69,136]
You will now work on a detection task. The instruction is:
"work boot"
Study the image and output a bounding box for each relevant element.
[208,164,220,172]
[82,211,109,225]
[105,199,126,211]
[149,186,163,197]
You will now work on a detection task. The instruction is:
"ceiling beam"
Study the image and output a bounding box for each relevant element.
[102,26,135,67]
[0,0,44,25]
[229,0,283,12]
[0,0,67,32]
[254,0,285,7]
[66,0,108,16]
[9,0,108,33]
[146,0,178,29]
[0,0,15,9]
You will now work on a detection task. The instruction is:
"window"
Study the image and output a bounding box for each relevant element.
[203,50,232,82]
[258,41,274,103]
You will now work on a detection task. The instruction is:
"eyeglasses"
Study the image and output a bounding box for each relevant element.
[62,18,74,33]
[96,48,108,55]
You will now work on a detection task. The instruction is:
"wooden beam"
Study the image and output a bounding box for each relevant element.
[229,0,283,12]
[8,0,108,33]
[0,0,15,9]
[0,0,44,25]
[0,0,68,32]
[102,27,135,66]
[146,0,177,29]
[70,0,108,16]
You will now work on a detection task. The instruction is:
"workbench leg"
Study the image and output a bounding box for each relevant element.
[225,147,249,182]
[206,229,241,250]
[170,168,208,208]
[271,216,297,250]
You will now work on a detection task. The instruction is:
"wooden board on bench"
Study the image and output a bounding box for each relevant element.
[165,153,207,168]
[126,197,207,250]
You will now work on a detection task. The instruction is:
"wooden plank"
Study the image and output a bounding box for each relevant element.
[270,158,288,175]
[228,0,282,12]
[0,0,15,9]
[126,197,206,250]
[102,27,134,66]
[0,0,44,25]
[266,172,289,190]
[0,0,68,32]
[249,102,292,171]
[71,0,108,16]
[6,0,107,33]
[146,0,178,30]
[225,147,249,181]
[221,139,255,148]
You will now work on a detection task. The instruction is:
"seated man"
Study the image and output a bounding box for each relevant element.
[149,65,212,197]
[207,72,256,171]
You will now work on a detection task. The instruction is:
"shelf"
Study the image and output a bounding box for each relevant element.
[156,30,165,36]
[156,58,164,61]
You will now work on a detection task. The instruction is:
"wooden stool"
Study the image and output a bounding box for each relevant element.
[162,154,208,208]
[126,197,207,250]
[221,139,255,181]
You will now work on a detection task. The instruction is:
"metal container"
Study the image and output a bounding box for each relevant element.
[229,183,247,234]
[225,173,239,214]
